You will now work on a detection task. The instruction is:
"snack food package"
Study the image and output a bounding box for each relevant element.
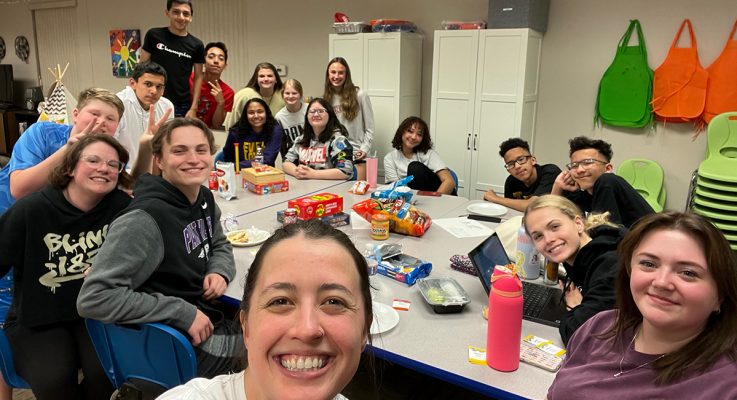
[372,176,414,202]
[216,161,237,201]
[351,197,432,237]
[288,193,343,221]
[374,253,432,286]
[349,181,369,195]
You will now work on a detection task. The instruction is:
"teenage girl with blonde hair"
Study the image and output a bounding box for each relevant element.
[523,195,626,345]
[275,79,307,159]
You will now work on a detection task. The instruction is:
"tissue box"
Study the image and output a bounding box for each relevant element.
[277,211,350,228]
[244,180,289,195]
[288,193,343,220]
[375,253,432,286]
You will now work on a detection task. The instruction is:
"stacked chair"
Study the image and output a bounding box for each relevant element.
[617,158,666,212]
[690,112,737,250]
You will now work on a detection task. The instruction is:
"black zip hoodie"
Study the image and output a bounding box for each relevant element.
[559,224,627,346]
[77,174,235,332]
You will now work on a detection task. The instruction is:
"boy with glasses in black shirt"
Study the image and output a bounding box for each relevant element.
[484,138,562,212]
[551,136,654,228]
[141,0,205,118]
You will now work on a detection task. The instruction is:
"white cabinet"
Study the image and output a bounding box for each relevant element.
[430,29,542,199]
[329,32,422,178]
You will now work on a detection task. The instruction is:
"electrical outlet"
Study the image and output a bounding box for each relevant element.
[275,64,287,76]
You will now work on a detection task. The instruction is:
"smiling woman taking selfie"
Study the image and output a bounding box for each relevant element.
[224,98,283,168]
[158,219,373,400]
[0,135,133,400]
[545,211,737,399]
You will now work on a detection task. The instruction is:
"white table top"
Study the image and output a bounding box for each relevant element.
[221,192,558,400]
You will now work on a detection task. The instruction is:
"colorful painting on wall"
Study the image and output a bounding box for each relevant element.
[110,29,141,77]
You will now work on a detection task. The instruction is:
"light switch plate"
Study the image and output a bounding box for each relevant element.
[275,64,287,76]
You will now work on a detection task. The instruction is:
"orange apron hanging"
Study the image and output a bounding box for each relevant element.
[652,19,708,128]
[704,19,737,123]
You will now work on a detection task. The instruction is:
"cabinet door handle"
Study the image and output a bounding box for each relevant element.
[467,133,471,150]
[473,134,478,151]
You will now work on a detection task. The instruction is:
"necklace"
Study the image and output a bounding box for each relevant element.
[615,331,667,377]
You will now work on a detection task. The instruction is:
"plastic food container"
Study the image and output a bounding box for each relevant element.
[332,22,371,34]
[417,277,471,314]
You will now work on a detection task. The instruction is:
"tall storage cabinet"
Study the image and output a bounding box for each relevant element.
[430,29,542,199]
[329,32,422,178]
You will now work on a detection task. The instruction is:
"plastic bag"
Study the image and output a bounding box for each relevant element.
[371,19,418,33]
[351,197,432,237]
[216,161,237,201]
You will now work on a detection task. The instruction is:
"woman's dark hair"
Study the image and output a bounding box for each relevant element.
[236,98,277,144]
[323,57,360,121]
[598,211,737,385]
[245,62,283,95]
[49,134,133,189]
[296,98,349,148]
[239,219,374,370]
[391,116,432,154]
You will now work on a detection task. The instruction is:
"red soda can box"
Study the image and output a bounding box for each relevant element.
[288,193,343,221]
[208,170,218,190]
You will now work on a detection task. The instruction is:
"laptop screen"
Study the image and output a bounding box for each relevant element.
[469,233,512,294]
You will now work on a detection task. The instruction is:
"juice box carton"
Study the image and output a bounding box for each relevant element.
[287,193,343,220]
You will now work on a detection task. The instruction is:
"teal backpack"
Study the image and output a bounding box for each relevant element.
[595,20,655,129]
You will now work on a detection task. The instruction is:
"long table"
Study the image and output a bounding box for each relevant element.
[220,186,559,400]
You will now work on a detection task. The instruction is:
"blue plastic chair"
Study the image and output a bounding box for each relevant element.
[85,320,196,395]
[448,169,459,193]
[214,151,225,164]
[0,328,30,389]
[350,165,357,181]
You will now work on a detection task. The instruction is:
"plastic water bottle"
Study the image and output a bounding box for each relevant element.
[254,147,264,166]
[516,225,541,280]
[363,244,377,276]
[486,265,523,371]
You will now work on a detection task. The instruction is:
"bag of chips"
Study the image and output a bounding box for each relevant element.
[216,161,237,201]
[351,197,432,237]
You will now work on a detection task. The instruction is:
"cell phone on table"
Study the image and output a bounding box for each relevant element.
[417,191,442,196]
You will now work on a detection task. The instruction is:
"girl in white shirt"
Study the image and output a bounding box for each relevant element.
[274,79,307,159]
[384,116,455,195]
[323,57,374,181]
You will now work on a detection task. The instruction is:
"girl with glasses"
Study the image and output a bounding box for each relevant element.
[384,116,455,195]
[0,135,133,400]
[283,98,354,180]
[523,195,624,346]
[323,57,374,180]
[545,212,737,400]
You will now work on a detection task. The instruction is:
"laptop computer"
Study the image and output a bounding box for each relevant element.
[468,232,568,327]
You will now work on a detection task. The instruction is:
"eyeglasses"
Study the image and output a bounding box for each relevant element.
[79,154,125,173]
[504,155,532,170]
[566,158,607,171]
[308,109,328,115]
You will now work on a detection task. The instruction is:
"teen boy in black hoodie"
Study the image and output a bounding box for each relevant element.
[551,136,653,228]
[78,118,239,378]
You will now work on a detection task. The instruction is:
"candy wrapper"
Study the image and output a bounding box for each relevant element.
[351,197,432,236]
[216,161,237,201]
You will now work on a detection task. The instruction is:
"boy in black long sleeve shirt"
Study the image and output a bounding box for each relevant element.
[551,136,654,228]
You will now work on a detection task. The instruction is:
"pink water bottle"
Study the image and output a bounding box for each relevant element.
[366,154,378,188]
[486,265,523,372]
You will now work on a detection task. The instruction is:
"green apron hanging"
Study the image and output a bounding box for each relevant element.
[595,20,655,129]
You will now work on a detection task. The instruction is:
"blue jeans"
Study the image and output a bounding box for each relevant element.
[174,102,192,118]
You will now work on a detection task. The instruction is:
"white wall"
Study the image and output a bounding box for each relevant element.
[0,1,38,106]
[535,0,737,210]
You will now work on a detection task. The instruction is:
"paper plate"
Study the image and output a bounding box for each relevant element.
[370,302,400,335]
[226,227,270,247]
[467,203,507,217]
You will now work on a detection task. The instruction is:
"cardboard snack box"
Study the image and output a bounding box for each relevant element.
[244,180,289,195]
[277,211,350,228]
[287,193,343,220]
[241,167,285,185]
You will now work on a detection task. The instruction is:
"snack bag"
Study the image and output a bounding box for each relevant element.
[349,181,370,195]
[351,197,432,237]
[372,176,414,201]
[216,161,237,201]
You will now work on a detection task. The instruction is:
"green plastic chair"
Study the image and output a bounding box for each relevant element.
[697,176,737,192]
[693,195,737,212]
[616,158,665,212]
[698,112,737,183]
[695,186,737,202]
[693,204,737,222]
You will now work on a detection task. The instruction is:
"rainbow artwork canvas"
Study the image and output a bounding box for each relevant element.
[110,29,141,77]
